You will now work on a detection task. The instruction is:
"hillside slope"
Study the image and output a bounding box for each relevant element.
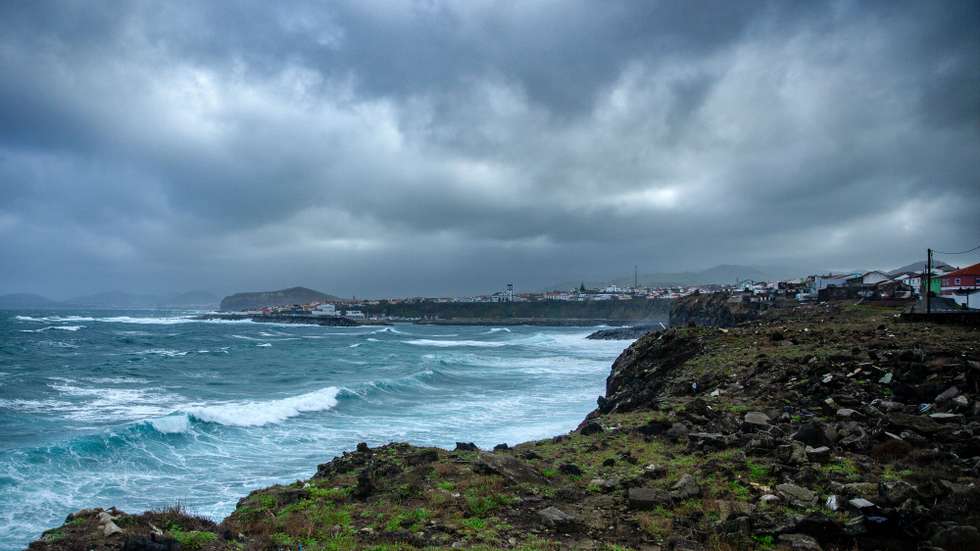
[219,287,339,311]
[28,302,980,550]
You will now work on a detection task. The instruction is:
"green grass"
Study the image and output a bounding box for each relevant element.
[752,534,775,549]
[41,529,64,543]
[168,527,217,550]
[462,517,487,530]
[465,491,511,516]
[729,480,750,499]
[746,460,769,481]
[436,481,455,491]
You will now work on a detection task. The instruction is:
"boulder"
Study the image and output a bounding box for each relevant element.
[935,386,960,403]
[687,432,734,450]
[776,483,817,507]
[879,480,916,506]
[670,474,701,500]
[537,506,578,531]
[559,463,582,476]
[889,413,943,434]
[805,446,831,463]
[103,520,123,537]
[743,411,770,430]
[454,442,479,452]
[779,533,823,551]
[473,453,547,485]
[793,422,831,447]
[579,421,604,435]
[930,525,980,551]
[628,487,670,509]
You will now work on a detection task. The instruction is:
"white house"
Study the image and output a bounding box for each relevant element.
[344,309,365,319]
[853,271,891,286]
[311,304,338,317]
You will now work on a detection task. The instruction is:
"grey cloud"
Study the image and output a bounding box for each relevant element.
[0,0,978,298]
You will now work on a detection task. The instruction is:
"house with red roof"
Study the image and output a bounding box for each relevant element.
[940,262,980,309]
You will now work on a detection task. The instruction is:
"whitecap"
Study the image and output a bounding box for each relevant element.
[402,339,509,348]
[19,325,84,333]
[348,343,361,348]
[184,386,340,427]
[256,343,272,347]
[487,327,511,333]
[134,349,188,357]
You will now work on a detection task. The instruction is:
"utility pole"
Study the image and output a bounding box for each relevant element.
[925,248,932,314]
[634,265,638,289]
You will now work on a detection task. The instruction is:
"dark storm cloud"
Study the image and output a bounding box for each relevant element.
[0,0,978,298]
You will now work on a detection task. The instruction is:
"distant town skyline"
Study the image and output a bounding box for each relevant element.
[1,1,978,299]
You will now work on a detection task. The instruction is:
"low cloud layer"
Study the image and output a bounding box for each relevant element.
[1,1,978,298]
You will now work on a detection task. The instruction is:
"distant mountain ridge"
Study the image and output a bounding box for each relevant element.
[219,286,340,311]
[0,290,220,309]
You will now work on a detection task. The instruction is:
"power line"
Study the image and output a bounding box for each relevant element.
[933,243,980,255]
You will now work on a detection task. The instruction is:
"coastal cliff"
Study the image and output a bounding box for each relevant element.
[668,292,763,328]
[28,302,980,550]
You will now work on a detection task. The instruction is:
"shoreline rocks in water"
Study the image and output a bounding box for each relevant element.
[586,323,663,340]
[27,297,980,551]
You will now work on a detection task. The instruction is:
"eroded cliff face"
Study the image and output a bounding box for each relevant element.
[668,292,766,328]
[594,330,704,415]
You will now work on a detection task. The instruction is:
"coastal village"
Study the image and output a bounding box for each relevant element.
[231,261,980,322]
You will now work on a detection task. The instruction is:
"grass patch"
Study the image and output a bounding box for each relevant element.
[746,460,769,481]
[168,526,217,551]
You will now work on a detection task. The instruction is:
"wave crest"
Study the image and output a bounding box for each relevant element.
[184,386,340,427]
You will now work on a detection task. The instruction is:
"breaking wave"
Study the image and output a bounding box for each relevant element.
[183,386,341,427]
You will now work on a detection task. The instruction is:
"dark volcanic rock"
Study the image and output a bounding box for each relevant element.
[587,325,659,340]
[668,292,762,328]
[595,329,703,414]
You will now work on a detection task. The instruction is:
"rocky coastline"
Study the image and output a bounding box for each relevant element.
[28,298,980,550]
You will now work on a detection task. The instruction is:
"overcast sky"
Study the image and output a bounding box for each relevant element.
[1,1,978,298]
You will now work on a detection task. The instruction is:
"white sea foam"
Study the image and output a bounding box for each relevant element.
[371,327,405,334]
[348,343,361,348]
[19,325,84,333]
[487,327,511,333]
[184,386,340,427]
[135,349,189,357]
[402,339,509,348]
[46,382,179,421]
[256,343,272,347]
[37,340,79,348]
[148,414,192,434]
[0,398,74,412]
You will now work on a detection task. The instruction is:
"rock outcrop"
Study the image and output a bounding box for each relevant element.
[668,291,763,327]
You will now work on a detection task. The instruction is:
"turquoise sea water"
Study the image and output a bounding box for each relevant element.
[0,310,633,550]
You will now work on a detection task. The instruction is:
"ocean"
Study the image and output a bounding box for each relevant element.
[0,310,632,550]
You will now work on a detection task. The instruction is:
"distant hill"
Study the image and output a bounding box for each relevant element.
[887,259,956,276]
[219,286,339,311]
[0,293,60,309]
[544,264,797,291]
[0,290,220,310]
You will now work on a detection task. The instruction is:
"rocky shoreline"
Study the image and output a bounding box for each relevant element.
[28,298,980,550]
[192,313,388,326]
